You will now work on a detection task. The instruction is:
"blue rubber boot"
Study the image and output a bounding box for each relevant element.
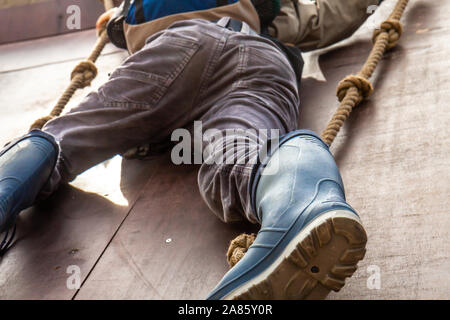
[0,130,58,247]
[207,130,367,300]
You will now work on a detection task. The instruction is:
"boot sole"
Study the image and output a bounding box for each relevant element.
[224,210,367,300]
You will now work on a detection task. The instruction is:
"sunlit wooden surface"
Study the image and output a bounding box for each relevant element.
[0,0,448,299]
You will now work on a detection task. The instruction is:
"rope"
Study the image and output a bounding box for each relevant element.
[29,0,115,130]
[227,0,410,268]
[227,233,256,268]
[321,0,408,145]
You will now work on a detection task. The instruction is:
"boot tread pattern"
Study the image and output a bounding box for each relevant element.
[232,216,367,300]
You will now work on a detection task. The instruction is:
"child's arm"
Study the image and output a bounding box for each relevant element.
[270,0,383,51]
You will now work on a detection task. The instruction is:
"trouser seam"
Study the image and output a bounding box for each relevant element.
[193,30,229,111]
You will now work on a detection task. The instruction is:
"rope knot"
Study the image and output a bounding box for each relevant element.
[336,75,373,102]
[226,233,256,268]
[373,19,403,50]
[71,60,98,88]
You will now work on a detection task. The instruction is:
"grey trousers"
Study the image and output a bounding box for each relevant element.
[42,19,299,224]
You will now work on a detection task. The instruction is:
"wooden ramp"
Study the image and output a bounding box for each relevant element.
[0,0,448,299]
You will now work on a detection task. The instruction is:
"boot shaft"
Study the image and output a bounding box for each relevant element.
[251,131,351,228]
[0,130,58,233]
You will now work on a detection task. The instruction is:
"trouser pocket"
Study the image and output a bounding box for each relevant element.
[99,32,200,109]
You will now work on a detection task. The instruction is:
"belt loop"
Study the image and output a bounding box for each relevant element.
[217,17,231,28]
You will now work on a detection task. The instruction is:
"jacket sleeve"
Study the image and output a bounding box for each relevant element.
[269,0,383,51]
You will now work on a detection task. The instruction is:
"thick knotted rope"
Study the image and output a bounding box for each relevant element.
[373,19,403,50]
[30,0,115,130]
[321,0,408,146]
[227,233,256,268]
[336,75,373,103]
[227,0,409,268]
[70,60,98,87]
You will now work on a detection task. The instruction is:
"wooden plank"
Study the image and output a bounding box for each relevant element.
[0,0,448,300]
[75,155,258,300]
[76,0,449,299]
[0,164,149,300]
[0,44,128,140]
[299,0,450,299]
[0,29,121,73]
[0,1,51,9]
[0,31,154,299]
[0,0,105,44]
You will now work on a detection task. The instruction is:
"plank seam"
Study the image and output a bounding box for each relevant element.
[70,167,159,300]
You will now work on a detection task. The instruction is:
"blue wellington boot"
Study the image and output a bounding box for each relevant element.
[207,130,367,300]
[0,130,58,248]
